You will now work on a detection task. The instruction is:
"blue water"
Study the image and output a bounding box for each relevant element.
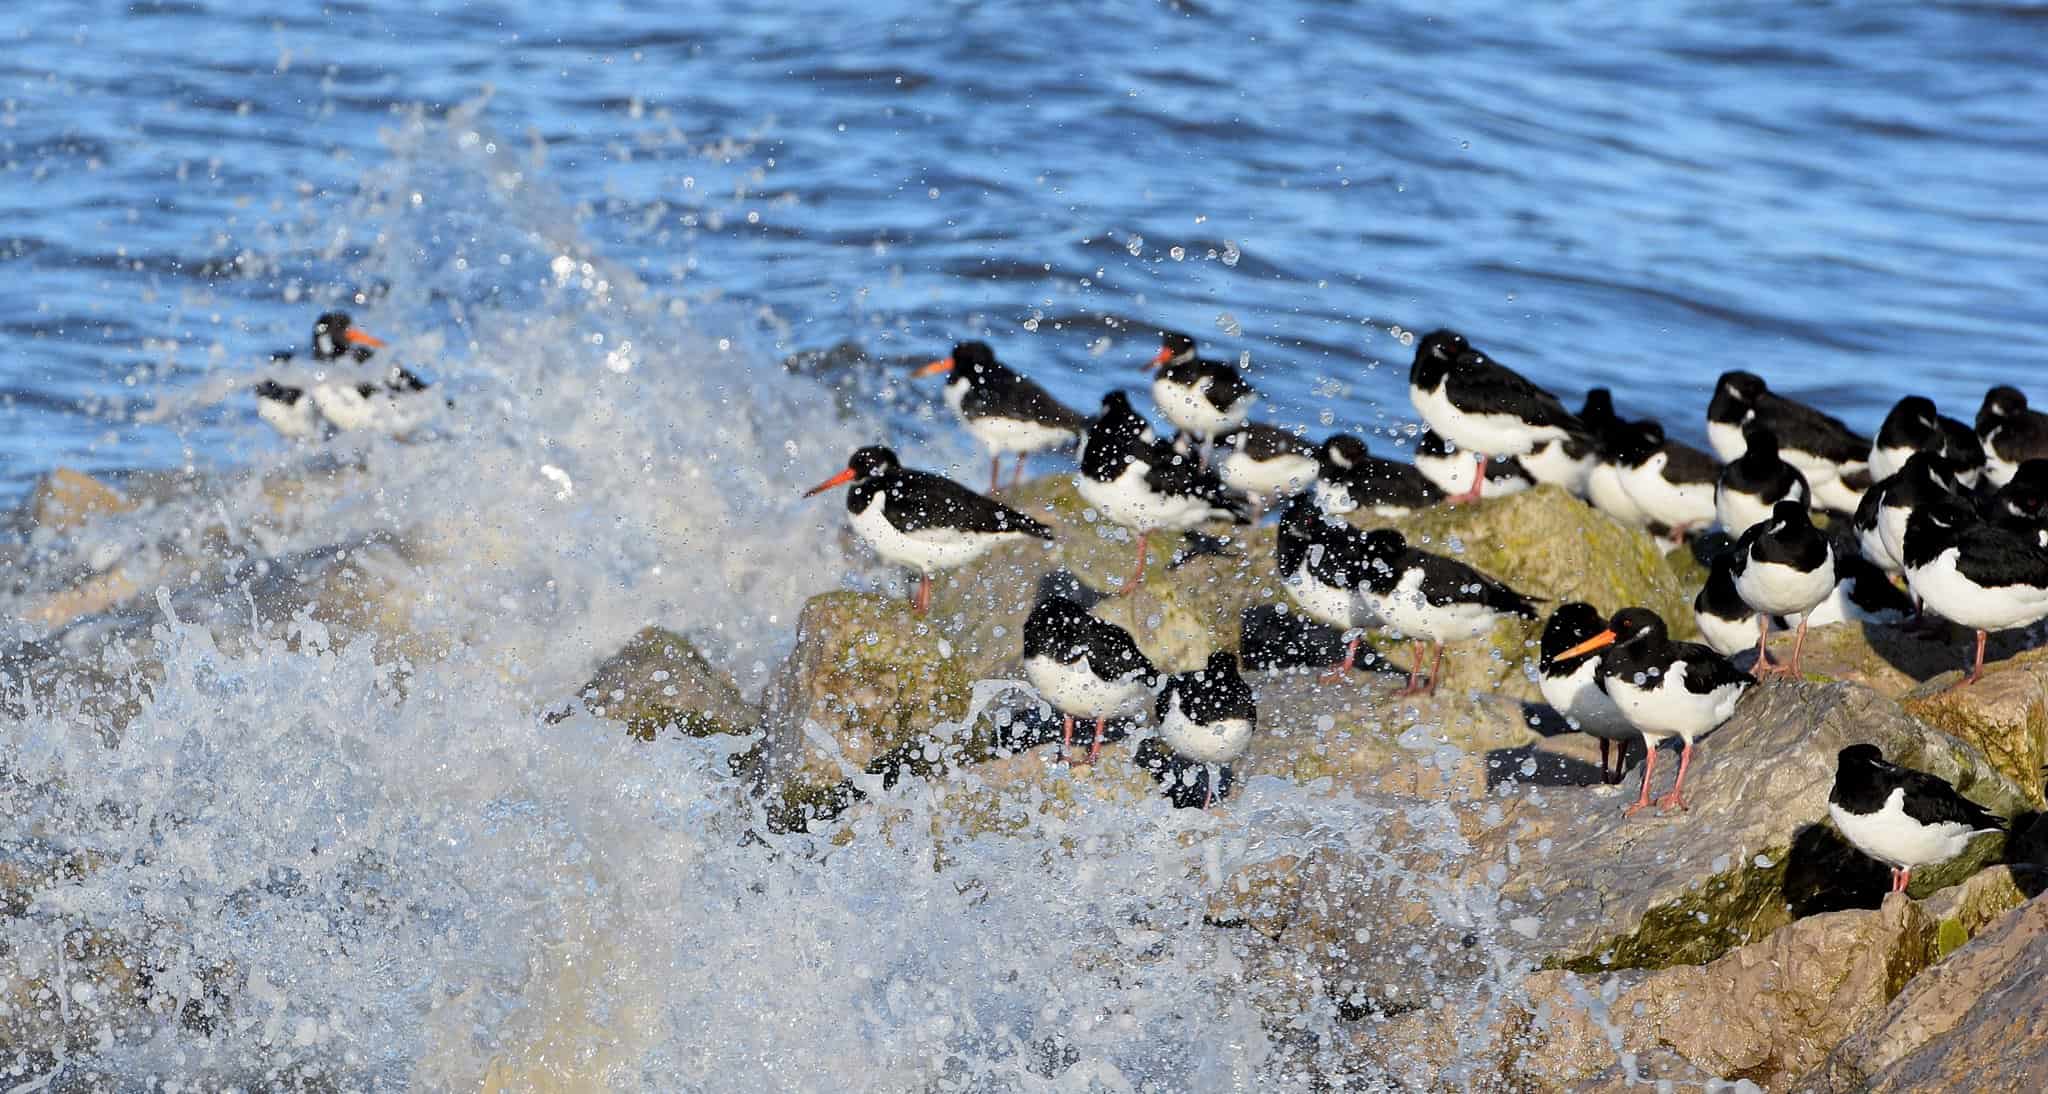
[5,0,2047,497]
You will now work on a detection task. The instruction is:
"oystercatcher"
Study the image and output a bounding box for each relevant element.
[1357,527,1540,696]
[1022,596,1159,764]
[805,445,1054,615]
[1990,459,2048,546]
[1871,396,1984,487]
[254,311,386,438]
[1406,330,1584,504]
[1276,492,1380,680]
[1540,602,1636,785]
[1215,423,1320,519]
[1715,424,1809,535]
[1555,608,1753,815]
[1612,420,1719,544]
[1155,649,1257,806]
[1694,550,1769,659]
[1413,431,1533,502]
[915,341,1087,492]
[1519,434,1598,496]
[1868,453,1964,575]
[1829,744,2006,894]
[1146,331,1256,462]
[312,365,441,434]
[1730,499,1837,677]
[1316,434,1446,517]
[1707,371,1869,512]
[1805,552,1916,629]
[1580,388,1652,528]
[1902,498,2048,687]
[1078,392,1250,594]
[1975,385,2048,489]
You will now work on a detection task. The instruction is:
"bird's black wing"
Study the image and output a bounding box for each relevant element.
[1448,360,1582,433]
[1661,439,1723,486]
[1888,763,2007,831]
[1407,549,1540,617]
[1953,524,2048,590]
[1143,446,1252,521]
[1086,620,1158,685]
[1197,360,1255,411]
[1759,393,1870,463]
[1670,640,1754,695]
[885,470,1056,538]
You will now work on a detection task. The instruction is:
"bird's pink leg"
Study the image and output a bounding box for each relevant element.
[1787,618,1811,676]
[1124,531,1150,595]
[1319,637,1359,684]
[989,455,1001,495]
[1751,614,1788,678]
[914,573,932,616]
[1396,639,1430,695]
[1060,715,1073,763]
[1655,742,1695,811]
[1624,745,1659,816]
[1013,454,1027,493]
[1950,629,1989,689]
[1425,641,1446,696]
[1086,717,1106,765]
[1449,456,1487,505]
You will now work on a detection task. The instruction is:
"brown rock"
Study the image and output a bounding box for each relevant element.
[578,626,759,740]
[28,467,135,532]
[1902,647,2048,808]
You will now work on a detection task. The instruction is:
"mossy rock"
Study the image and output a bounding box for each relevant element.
[1901,647,2048,809]
[579,626,759,741]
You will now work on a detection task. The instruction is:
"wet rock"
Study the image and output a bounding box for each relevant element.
[1901,647,2048,808]
[577,626,759,740]
[1514,895,1937,1090]
[1236,669,1529,797]
[27,468,135,532]
[1802,889,2048,1093]
[1472,681,2029,975]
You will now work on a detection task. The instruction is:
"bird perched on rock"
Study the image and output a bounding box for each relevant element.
[1276,492,1381,681]
[1804,552,1916,629]
[1555,608,1752,815]
[1613,420,1719,545]
[1707,371,1870,513]
[1357,527,1541,696]
[1902,498,2048,688]
[805,445,1054,615]
[1540,602,1636,785]
[1975,385,2048,489]
[1214,423,1320,519]
[916,341,1088,493]
[1730,500,1837,678]
[1829,744,2006,895]
[1579,388,1653,529]
[1413,430,1534,502]
[1077,392,1250,594]
[1856,452,1962,576]
[1022,597,1158,765]
[1716,424,1808,536]
[1406,330,1584,504]
[1694,549,1769,659]
[1314,434,1446,517]
[1155,650,1257,807]
[1870,395,1984,487]
[1145,331,1256,463]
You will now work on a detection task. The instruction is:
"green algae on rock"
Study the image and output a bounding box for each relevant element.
[579,625,760,741]
[1901,646,2048,808]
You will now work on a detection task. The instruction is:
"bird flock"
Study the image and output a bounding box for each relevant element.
[795,323,2042,879]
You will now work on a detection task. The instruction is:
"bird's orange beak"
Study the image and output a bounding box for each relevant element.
[1557,630,1617,661]
[914,357,954,377]
[803,467,857,497]
[344,328,386,348]
[1145,346,1174,370]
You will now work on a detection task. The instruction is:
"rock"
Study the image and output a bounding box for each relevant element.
[1804,890,2048,1092]
[577,626,759,740]
[1473,681,2029,975]
[22,566,143,628]
[1514,894,1938,1090]
[759,591,976,792]
[1902,647,2048,808]
[1236,669,1533,797]
[27,468,135,532]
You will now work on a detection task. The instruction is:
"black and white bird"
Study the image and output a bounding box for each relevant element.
[1857,452,1963,575]
[1146,331,1256,461]
[1805,552,1917,629]
[1315,434,1446,517]
[1707,371,1870,512]
[1870,395,1985,487]
[1406,330,1584,504]
[1078,392,1250,593]
[1580,388,1653,529]
[254,311,387,438]
[1613,420,1720,544]
[1155,650,1257,807]
[915,341,1088,493]
[1023,597,1159,765]
[1413,430,1534,502]
[1357,527,1541,696]
[805,446,1054,615]
[1519,434,1599,497]
[1694,550,1770,659]
[1276,492,1380,680]
[1539,602,1636,785]
[1730,499,1837,677]
[1902,498,2048,687]
[1990,459,2048,546]
[1829,744,2006,895]
[1555,608,1752,815]
[1975,385,2048,489]
[1215,423,1321,519]
[1715,424,1809,535]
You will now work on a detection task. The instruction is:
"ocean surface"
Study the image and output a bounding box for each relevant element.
[3,0,2047,1087]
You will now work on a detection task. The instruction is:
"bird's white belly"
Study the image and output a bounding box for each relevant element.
[1283,560,1371,632]
[1777,446,1845,489]
[1153,377,1250,439]
[257,395,320,439]
[1415,451,1528,500]
[311,384,436,433]
[1811,473,1865,513]
[1025,654,1149,720]
[1870,443,1913,482]
[1587,463,1648,526]
[1706,420,1749,464]
[1540,659,1633,741]
[968,415,1073,457]
[1829,794,1983,870]
[1876,505,1916,570]
[1373,569,1501,644]
[1521,439,1593,494]
[1605,664,1743,743]
[1907,549,2048,632]
[1157,694,1254,764]
[1715,485,1773,537]
[1618,461,1716,530]
[1695,607,1762,657]
[1221,451,1316,498]
[1410,382,1551,457]
[1076,462,1213,533]
[1983,453,2018,489]
[849,497,1014,574]
[1735,553,1835,616]
[1860,517,1902,574]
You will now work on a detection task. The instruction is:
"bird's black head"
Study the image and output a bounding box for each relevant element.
[1999,460,2048,521]
[1541,602,1610,667]
[1203,649,1241,679]
[1740,422,1781,461]
[1980,385,2029,426]
[1881,396,1940,445]
[1414,430,1454,459]
[1359,529,1407,588]
[1902,498,1976,567]
[311,311,383,361]
[1896,451,1962,502]
[1581,388,1617,429]
[1409,329,1469,388]
[1023,596,1095,659]
[952,340,1000,376]
[803,445,898,498]
[1319,434,1370,472]
[1611,420,1667,467]
[1769,498,1812,527]
[1608,607,1667,646]
[1708,371,1767,424]
[1836,743,1886,780]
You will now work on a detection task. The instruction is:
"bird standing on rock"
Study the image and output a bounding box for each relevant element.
[1715,424,1808,536]
[1413,430,1534,502]
[1829,744,2006,895]
[1540,603,1636,785]
[804,446,1054,615]
[1156,650,1257,807]
[1612,420,1719,545]
[1023,597,1159,765]
[1146,331,1256,464]
[1976,385,2048,489]
[1555,608,1753,815]
[1214,423,1320,519]
[1276,492,1381,681]
[915,341,1088,493]
[1871,395,1983,487]
[1406,330,1584,505]
[1694,550,1768,659]
[1356,527,1541,696]
[1314,434,1446,517]
[1707,371,1870,513]
[1902,498,2048,688]
[1730,499,1836,678]
[1580,388,1653,529]
[1077,392,1250,595]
